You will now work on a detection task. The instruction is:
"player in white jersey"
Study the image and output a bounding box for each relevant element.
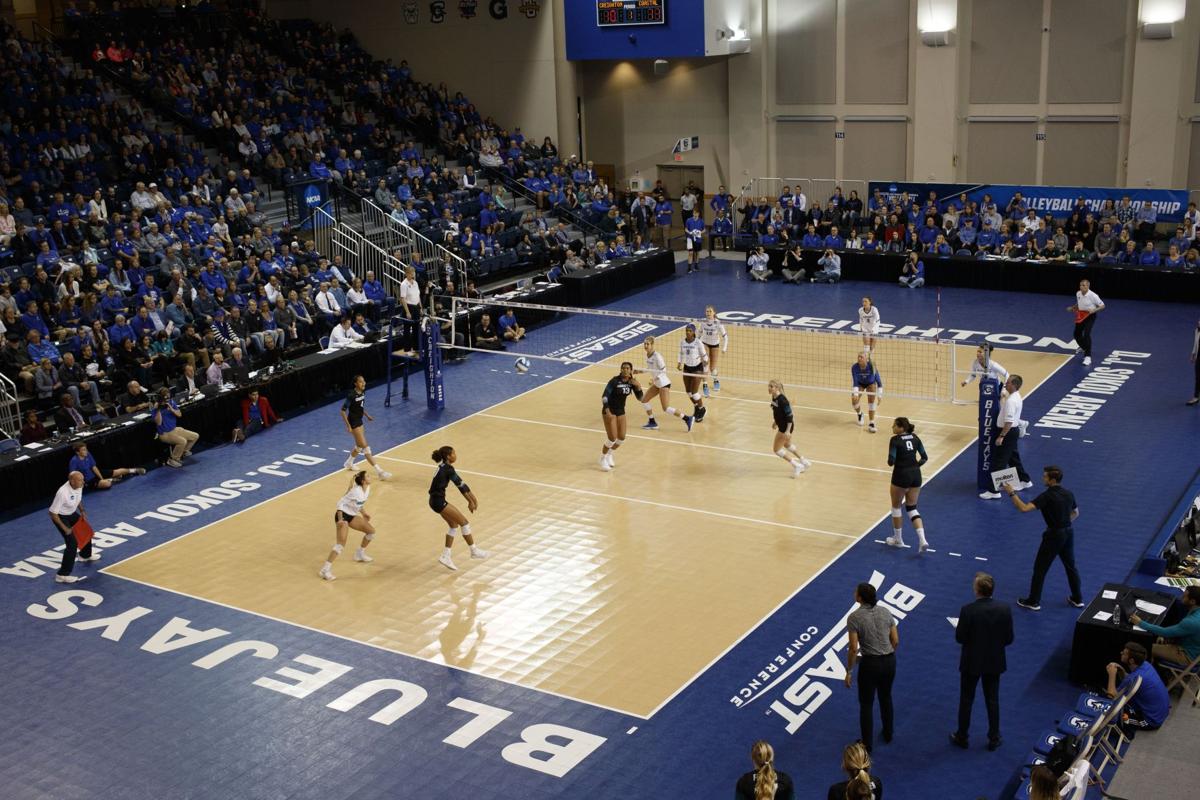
[319,470,376,581]
[636,335,694,431]
[858,297,881,352]
[961,343,1029,436]
[699,305,728,396]
[676,324,709,423]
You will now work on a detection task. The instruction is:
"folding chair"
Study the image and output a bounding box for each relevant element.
[1158,649,1200,705]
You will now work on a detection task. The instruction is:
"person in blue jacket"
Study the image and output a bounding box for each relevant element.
[684,209,706,273]
[653,193,673,248]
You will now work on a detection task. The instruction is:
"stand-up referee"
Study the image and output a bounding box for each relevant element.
[48,471,97,583]
[1003,465,1085,611]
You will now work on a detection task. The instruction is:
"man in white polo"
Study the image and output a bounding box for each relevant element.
[981,375,1034,499]
[48,471,96,583]
[1068,279,1105,368]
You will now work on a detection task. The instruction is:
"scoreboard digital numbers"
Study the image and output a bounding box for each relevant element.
[596,0,666,27]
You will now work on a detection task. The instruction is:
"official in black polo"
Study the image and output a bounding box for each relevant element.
[950,572,1014,751]
[1004,465,1084,611]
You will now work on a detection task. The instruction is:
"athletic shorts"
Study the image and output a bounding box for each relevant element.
[603,405,625,417]
[776,421,794,434]
[334,510,356,524]
[891,469,923,489]
[683,364,704,375]
[347,418,364,431]
[429,496,448,514]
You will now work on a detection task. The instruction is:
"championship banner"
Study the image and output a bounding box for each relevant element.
[422,319,445,411]
[868,181,1190,224]
[977,377,1000,493]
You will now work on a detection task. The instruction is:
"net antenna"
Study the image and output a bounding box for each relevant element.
[447,297,958,402]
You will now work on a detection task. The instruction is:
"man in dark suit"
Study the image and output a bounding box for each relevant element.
[951,572,1014,751]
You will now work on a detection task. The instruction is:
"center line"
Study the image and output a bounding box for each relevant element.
[478,413,892,474]
[377,456,858,540]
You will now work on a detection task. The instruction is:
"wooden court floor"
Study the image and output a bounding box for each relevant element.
[105,338,1067,718]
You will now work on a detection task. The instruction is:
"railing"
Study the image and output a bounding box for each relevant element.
[357,196,469,290]
[312,206,407,298]
[0,372,18,439]
[480,165,607,243]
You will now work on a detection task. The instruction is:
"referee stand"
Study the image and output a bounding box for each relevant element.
[384,314,443,411]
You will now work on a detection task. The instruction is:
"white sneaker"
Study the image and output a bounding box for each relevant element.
[353,551,374,563]
[344,457,356,471]
[791,461,807,478]
[1018,420,1030,438]
[77,553,101,563]
[606,453,616,468]
[438,552,458,571]
[885,536,904,548]
[918,537,929,554]
[1083,356,1092,367]
[1017,480,1035,490]
[319,566,336,581]
[857,411,864,426]
[600,455,612,472]
[979,491,1002,500]
[470,548,490,560]
[868,422,877,433]
[800,457,813,468]
[54,574,85,583]
[376,470,392,480]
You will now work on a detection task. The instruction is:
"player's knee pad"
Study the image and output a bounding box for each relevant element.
[852,386,861,399]
[891,506,903,520]
[363,533,374,542]
[613,438,625,448]
[642,402,653,412]
[906,504,921,521]
[776,448,791,460]
[868,402,876,411]
[461,523,471,536]
[446,527,458,539]
[690,392,702,403]
[363,446,373,456]
[331,543,344,554]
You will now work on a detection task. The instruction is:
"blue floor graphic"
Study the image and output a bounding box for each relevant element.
[2,257,1198,800]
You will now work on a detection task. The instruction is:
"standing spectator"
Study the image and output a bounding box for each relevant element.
[48,471,94,583]
[844,582,898,753]
[679,184,697,226]
[1004,465,1084,611]
[653,193,673,248]
[1068,279,1104,368]
[735,740,794,800]
[980,376,1032,499]
[825,742,882,800]
[68,442,144,490]
[950,572,1014,751]
[1104,642,1170,734]
[154,387,199,468]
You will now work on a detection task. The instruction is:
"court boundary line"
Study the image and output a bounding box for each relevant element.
[375,455,859,540]
[636,348,1075,717]
[476,413,893,474]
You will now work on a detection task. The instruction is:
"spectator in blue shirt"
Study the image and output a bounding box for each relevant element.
[919,217,940,248]
[1164,245,1185,268]
[1105,641,1169,733]
[1168,226,1190,254]
[801,225,823,249]
[153,387,199,468]
[1138,242,1161,266]
[20,301,50,338]
[654,195,674,247]
[26,329,61,365]
[710,186,731,215]
[108,314,136,347]
[35,240,60,271]
[823,226,845,250]
[200,262,228,294]
[899,251,925,288]
[709,211,733,255]
[69,441,144,490]
[958,219,978,250]
[759,225,779,246]
[1117,240,1139,265]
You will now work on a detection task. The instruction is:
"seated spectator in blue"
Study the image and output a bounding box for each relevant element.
[1118,240,1139,265]
[134,274,161,308]
[309,158,332,180]
[958,219,978,249]
[20,301,50,338]
[480,202,500,231]
[862,231,880,252]
[26,329,61,365]
[801,225,823,249]
[363,271,395,314]
[1006,192,1028,220]
[69,441,143,490]
[460,226,482,255]
[1169,226,1191,254]
[35,241,60,271]
[1164,245,1185,268]
[108,314,136,347]
[1033,222,1053,253]
[899,252,925,288]
[100,286,128,323]
[396,179,413,202]
[919,217,940,248]
[931,234,953,256]
[498,308,525,342]
[200,262,228,294]
[823,226,845,250]
[1009,228,1030,256]
[1104,641,1169,733]
[1138,242,1160,266]
[759,225,779,246]
[49,193,74,225]
[710,211,734,254]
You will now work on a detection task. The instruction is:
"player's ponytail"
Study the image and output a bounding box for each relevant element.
[845,770,874,800]
[431,446,454,463]
[894,416,915,434]
[749,740,777,800]
[840,743,873,800]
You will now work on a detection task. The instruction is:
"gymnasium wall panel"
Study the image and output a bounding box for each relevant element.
[844,0,909,105]
[775,0,837,105]
[1047,0,1129,104]
[1043,122,1119,186]
[843,121,907,181]
[775,121,836,179]
[966,122,1037,183]
[970,0,1042,104]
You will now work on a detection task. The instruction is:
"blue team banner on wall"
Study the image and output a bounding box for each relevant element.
[868,181,1190,224]
[977,377,1000,493]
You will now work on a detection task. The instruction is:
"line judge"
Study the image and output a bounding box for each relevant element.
[48,471,98,583]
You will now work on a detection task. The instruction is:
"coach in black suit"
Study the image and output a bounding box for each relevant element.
[950,572,1014,751]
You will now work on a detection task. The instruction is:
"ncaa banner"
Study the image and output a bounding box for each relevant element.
[868,181,1190,224]
[977,377,1000,493]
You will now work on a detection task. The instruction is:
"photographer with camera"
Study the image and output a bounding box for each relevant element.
[747,246,771,282]
[811,248,842,284]
[153,386,199,468]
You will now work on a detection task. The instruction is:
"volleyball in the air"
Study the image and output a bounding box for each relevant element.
[514,357,531,373]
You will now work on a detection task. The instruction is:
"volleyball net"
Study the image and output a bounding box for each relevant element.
[447,298,965,402]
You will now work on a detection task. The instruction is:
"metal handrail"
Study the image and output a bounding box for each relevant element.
[480,165,605,240]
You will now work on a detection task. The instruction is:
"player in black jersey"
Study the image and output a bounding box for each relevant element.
[340,374,391,479]
[885,417,929,552]
[429,445,489,571]
[768,379,812,478]
[600,361,643,471]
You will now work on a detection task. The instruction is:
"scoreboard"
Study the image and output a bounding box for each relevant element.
[596,0,666,27]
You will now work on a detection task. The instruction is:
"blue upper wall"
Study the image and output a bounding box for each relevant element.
[566,1,707,60]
